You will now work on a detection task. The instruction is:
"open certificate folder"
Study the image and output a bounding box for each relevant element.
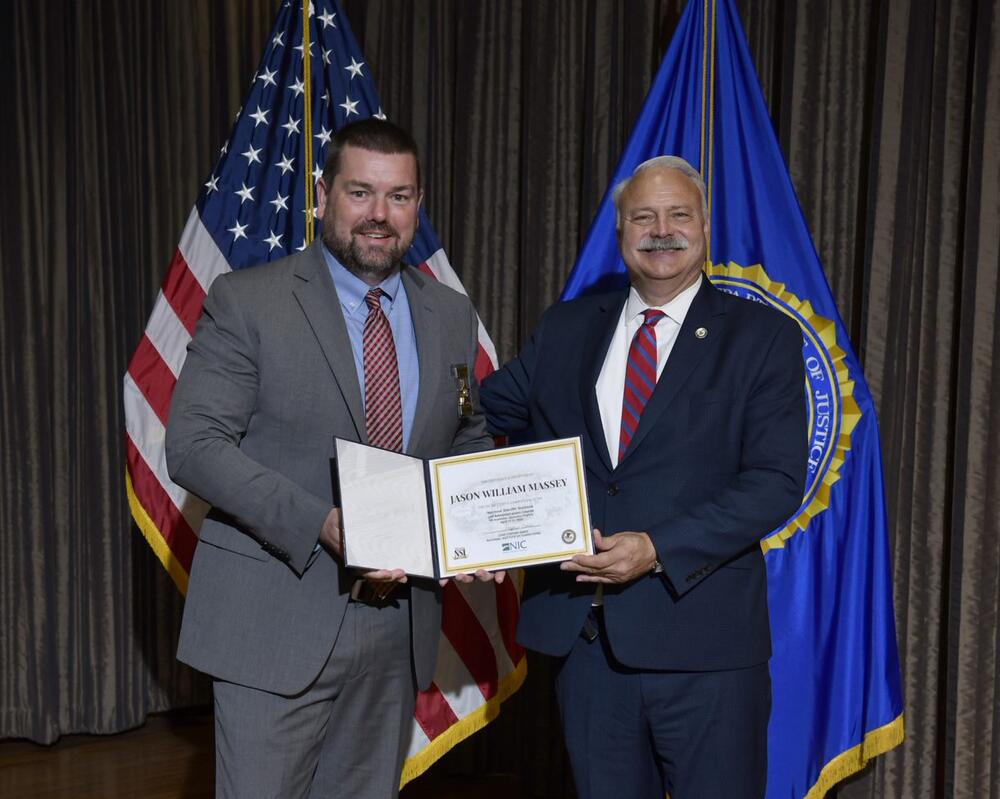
[335,436,593,578]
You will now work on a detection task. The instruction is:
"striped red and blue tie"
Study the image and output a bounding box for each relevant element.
[363,288,403,451]
[618,309,666,462]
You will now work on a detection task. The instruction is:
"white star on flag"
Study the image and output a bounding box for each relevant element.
[227,220,249,240]
[315,125,332,146]
[241,144,262,164]
[317,9,336,28]
[289,78,305,97]
[235,182,255,204]
[204,175,219,193]
[276,155,295,175]
[250,106,269,127]
[281,117,301,135]
[258,67,277,87]
[345,58,364,79]
[269,192,290,212]
[339,95,359,117]
[264,230,283,251]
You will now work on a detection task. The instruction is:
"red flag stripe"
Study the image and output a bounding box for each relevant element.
[473,345,494,384]
[415,256,499,382]
[176,208,233,291]
[440,583,499,699]
[138,292,194,379]
[413,682,461,741]
[161,249,208,335]
[495,579,525,665]
[416,262,436,279]
[126,435,198,573]
[127,335,177,427]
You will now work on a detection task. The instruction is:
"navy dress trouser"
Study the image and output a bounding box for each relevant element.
[555,609,771,799]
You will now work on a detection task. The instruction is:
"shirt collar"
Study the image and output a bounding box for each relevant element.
[322,243,403,317]
[625,274,703,327]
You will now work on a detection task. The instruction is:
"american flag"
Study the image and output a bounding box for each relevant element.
[122,0,525,783]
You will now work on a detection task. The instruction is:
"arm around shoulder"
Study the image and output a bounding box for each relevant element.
[479,307,554,437]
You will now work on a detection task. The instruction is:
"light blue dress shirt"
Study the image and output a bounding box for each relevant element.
[322,246,420,451]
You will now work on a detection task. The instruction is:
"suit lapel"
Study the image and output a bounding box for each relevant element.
[579,292,628,473]
[292,242,366,439]
[400,267,440,457]
[621,278,728,461]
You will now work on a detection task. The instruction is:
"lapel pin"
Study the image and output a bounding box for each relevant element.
[695,327,708,339]
[451,363,474,417]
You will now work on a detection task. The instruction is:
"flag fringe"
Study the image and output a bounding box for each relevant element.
[399,655,529,787]
[802,713,905,799]
[125,469,190,595]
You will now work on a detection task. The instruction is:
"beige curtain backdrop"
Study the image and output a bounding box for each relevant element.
[1,1,997,796]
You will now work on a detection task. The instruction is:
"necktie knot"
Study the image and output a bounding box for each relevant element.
[641,309,666,326]
[365,288,386,312]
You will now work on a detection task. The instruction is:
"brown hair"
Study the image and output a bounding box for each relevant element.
[320,118,421,188]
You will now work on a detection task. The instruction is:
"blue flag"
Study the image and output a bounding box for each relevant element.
[561,0,904,795]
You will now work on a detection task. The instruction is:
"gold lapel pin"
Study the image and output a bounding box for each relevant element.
[695,327,708,339]
[452,363,473,417]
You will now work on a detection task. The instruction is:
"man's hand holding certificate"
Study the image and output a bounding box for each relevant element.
[335,437,593,578]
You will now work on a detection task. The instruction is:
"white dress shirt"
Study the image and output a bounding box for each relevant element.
[595,277,703,468]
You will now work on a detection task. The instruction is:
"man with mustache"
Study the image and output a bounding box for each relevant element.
[481,156,807,799]
[166,119,493,798]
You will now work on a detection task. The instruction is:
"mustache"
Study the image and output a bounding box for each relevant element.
[637,235,689,252]
[352,221,398,238]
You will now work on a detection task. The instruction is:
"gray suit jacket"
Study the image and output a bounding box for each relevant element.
[166,242,491,695]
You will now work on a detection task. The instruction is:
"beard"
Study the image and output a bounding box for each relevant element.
[322,220,409,282]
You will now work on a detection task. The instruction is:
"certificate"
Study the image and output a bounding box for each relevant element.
[335,437,593,578]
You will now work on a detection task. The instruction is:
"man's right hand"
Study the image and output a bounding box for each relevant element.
[319,507,343,559]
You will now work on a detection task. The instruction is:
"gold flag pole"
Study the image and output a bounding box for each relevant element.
[302,0,315,244]
[700,0,717,263]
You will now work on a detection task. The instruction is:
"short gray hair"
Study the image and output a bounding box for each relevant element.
[612,155,708,230]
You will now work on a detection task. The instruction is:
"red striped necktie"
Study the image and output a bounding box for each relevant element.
[618,309,666,462]
[363,288,403,451]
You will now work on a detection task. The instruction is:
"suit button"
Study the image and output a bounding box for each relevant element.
[607,483,619,496]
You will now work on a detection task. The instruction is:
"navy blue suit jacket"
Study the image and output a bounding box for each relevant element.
[480,278,807,671]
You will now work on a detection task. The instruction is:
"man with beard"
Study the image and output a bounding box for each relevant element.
[166,119,494,799]
[480,156,806,799]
